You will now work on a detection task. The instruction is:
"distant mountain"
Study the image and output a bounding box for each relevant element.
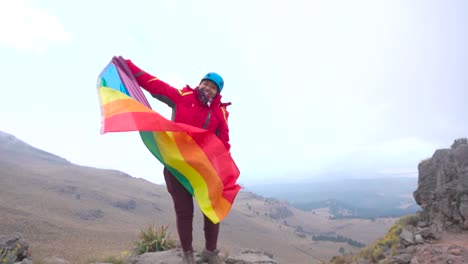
[0,131,70,165]
[245,177,421,219]
[0,131,396,263]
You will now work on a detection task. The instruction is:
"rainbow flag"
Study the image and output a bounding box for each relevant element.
[96,56,241,224]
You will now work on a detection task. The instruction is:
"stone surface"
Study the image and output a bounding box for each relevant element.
[414,138,468,232]
[0,233,29,261]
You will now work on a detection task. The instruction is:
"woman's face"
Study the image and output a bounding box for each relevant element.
[199,80,219,99]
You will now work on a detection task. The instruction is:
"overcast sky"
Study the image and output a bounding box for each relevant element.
[1,0,467,185]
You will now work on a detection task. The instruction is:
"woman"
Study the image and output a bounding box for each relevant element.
[125,59,230,264]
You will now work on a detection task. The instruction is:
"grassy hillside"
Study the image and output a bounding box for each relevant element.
[0,131,396,263]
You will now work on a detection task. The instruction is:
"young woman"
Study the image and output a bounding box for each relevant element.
[126,59,231,264]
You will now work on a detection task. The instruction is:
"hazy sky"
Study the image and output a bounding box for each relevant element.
[1,0,467,185]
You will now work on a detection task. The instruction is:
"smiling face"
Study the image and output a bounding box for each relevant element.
[199,80,219,99]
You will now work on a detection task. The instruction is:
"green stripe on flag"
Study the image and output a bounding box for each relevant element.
[139,131,194,195]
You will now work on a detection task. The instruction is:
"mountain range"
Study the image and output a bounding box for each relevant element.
[246,177,420,219]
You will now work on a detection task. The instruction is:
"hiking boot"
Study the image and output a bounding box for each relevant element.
[201,249,221,264]
[181,250,196,264]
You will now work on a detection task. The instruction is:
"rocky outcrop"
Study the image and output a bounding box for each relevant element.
[388,138,468,264]
[1,234,277,264]
[0,233,30,263]
[413,138,468,231]
[329,138,468,264]
[389,213,468,264]
[127,248,277,264]
[367,138,468,264]
[225,249,277,264]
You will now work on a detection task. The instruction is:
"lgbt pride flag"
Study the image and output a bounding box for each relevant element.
[96,56,241,224]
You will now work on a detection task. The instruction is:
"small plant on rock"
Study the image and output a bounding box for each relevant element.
[133,224,176,255]
[1,247,18,264]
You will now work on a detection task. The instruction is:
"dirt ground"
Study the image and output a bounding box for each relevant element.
[410,230,468,264]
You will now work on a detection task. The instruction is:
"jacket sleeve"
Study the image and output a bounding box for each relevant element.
[217,112,231,151]
[126,59,182,105]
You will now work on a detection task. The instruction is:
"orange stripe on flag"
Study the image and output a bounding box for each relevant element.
[102,99,154,119]
[173,132,231,220]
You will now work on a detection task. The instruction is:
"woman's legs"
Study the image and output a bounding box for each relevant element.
[203,215,220,251]
[163,168,194,252]
[163,168,221,253]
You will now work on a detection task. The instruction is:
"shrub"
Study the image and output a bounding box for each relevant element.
[134,224,176,255]
[1,246,18,264]
[329,256,345,264]
[372,247,384,262]
[398,214,419,227]
[357,214,420,262]
[329,255,353,264]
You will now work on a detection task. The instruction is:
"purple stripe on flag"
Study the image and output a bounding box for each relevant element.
[112,56,152,109]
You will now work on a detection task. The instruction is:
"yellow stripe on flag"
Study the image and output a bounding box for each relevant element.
[99,87,133,104]
[154,132,220,223]
[173,132,231,220]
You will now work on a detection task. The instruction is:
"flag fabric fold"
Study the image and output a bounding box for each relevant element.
[96,56,241,224]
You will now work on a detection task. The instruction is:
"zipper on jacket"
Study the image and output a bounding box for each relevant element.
[203,109,213,129]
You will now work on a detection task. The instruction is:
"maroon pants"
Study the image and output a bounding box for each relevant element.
[163,168,219,252]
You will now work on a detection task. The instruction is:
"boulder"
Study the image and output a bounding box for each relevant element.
[413,138,468,231]
[225,249,277,264]
[0,233,29,261]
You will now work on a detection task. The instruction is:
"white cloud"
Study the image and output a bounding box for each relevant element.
[370,138,440,158]
[165,72,186,90]
[0,0,71,53]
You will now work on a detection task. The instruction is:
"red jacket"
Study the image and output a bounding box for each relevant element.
[126,60,231,151]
